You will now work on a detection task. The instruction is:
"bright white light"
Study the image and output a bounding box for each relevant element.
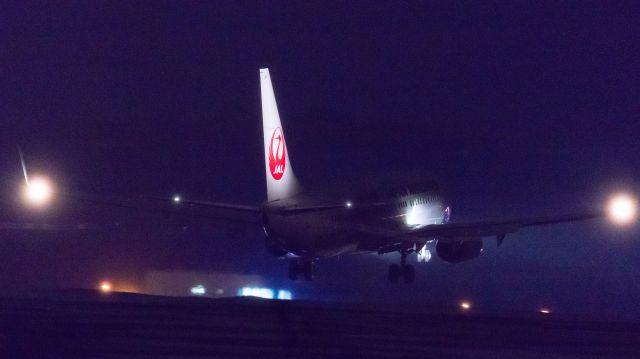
[190,285,206,295]
[238,287,274,299]
[345,201,353,208]
[173,195,181,203]
[459,301,472,311]
[100,281,112,293]
[417,247,431,263]
[607,194,637,225]
[24,177,52,206]
[237,287,293,300]
[539,308,551,314]
[405,206,422,227]
[277,290,292,300]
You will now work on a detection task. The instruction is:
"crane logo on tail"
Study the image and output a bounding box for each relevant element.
[269,127,286,180]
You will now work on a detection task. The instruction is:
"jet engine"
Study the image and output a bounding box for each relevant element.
[265,236,288,257]
[435,239,483,263]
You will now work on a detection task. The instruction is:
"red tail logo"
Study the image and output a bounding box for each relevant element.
[269,127,286,180]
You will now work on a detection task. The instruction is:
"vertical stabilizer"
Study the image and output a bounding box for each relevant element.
[260,68,301,202]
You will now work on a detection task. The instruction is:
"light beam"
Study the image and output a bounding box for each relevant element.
[18,147,29,186]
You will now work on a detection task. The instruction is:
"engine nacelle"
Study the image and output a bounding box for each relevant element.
[436,239,483,263]
[265,236,288,257]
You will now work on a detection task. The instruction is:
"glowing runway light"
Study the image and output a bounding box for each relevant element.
[190,285,206,295]
[238,287,274,299]
[100,281,112,293]
[24,177,53,206]
[238,287,293,300]
[459,301,472,311]
[607,194,637,225]
[277,290,292,300]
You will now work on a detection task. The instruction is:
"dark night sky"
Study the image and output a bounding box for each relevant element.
[1,1,639,318]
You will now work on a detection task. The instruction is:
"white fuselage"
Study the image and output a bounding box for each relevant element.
[262,191,448,258]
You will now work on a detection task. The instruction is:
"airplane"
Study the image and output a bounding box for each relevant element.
[20,69,636,282]
[165,68,636,283]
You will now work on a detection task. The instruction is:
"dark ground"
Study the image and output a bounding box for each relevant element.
[0,290,639,358]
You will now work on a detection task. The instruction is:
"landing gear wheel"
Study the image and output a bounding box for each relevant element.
[387,247,416,283]
[388,264,400,283]
[403,264,415,284]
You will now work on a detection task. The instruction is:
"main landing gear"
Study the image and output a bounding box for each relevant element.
[388,248,414,284]
[289,259,314,281]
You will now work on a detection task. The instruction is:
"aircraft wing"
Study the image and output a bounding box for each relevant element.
[409,211,605,242]
[0,222,100,231]
[170,198,387,215]
[164,198,261,213]
[355,210,606,252]
[276,202,387,214]
[61,192,261,223]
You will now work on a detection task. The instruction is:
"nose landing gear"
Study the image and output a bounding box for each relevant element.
[388,248,415,284]
[288,259,314,281]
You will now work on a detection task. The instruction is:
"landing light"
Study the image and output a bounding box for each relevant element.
[539,308,551,314]
[607,193,637,225]
[405,206,424,227]
[345,201,353,208]
[24,177,53,206]
[417,247,431,263]
[173,195,181,203]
